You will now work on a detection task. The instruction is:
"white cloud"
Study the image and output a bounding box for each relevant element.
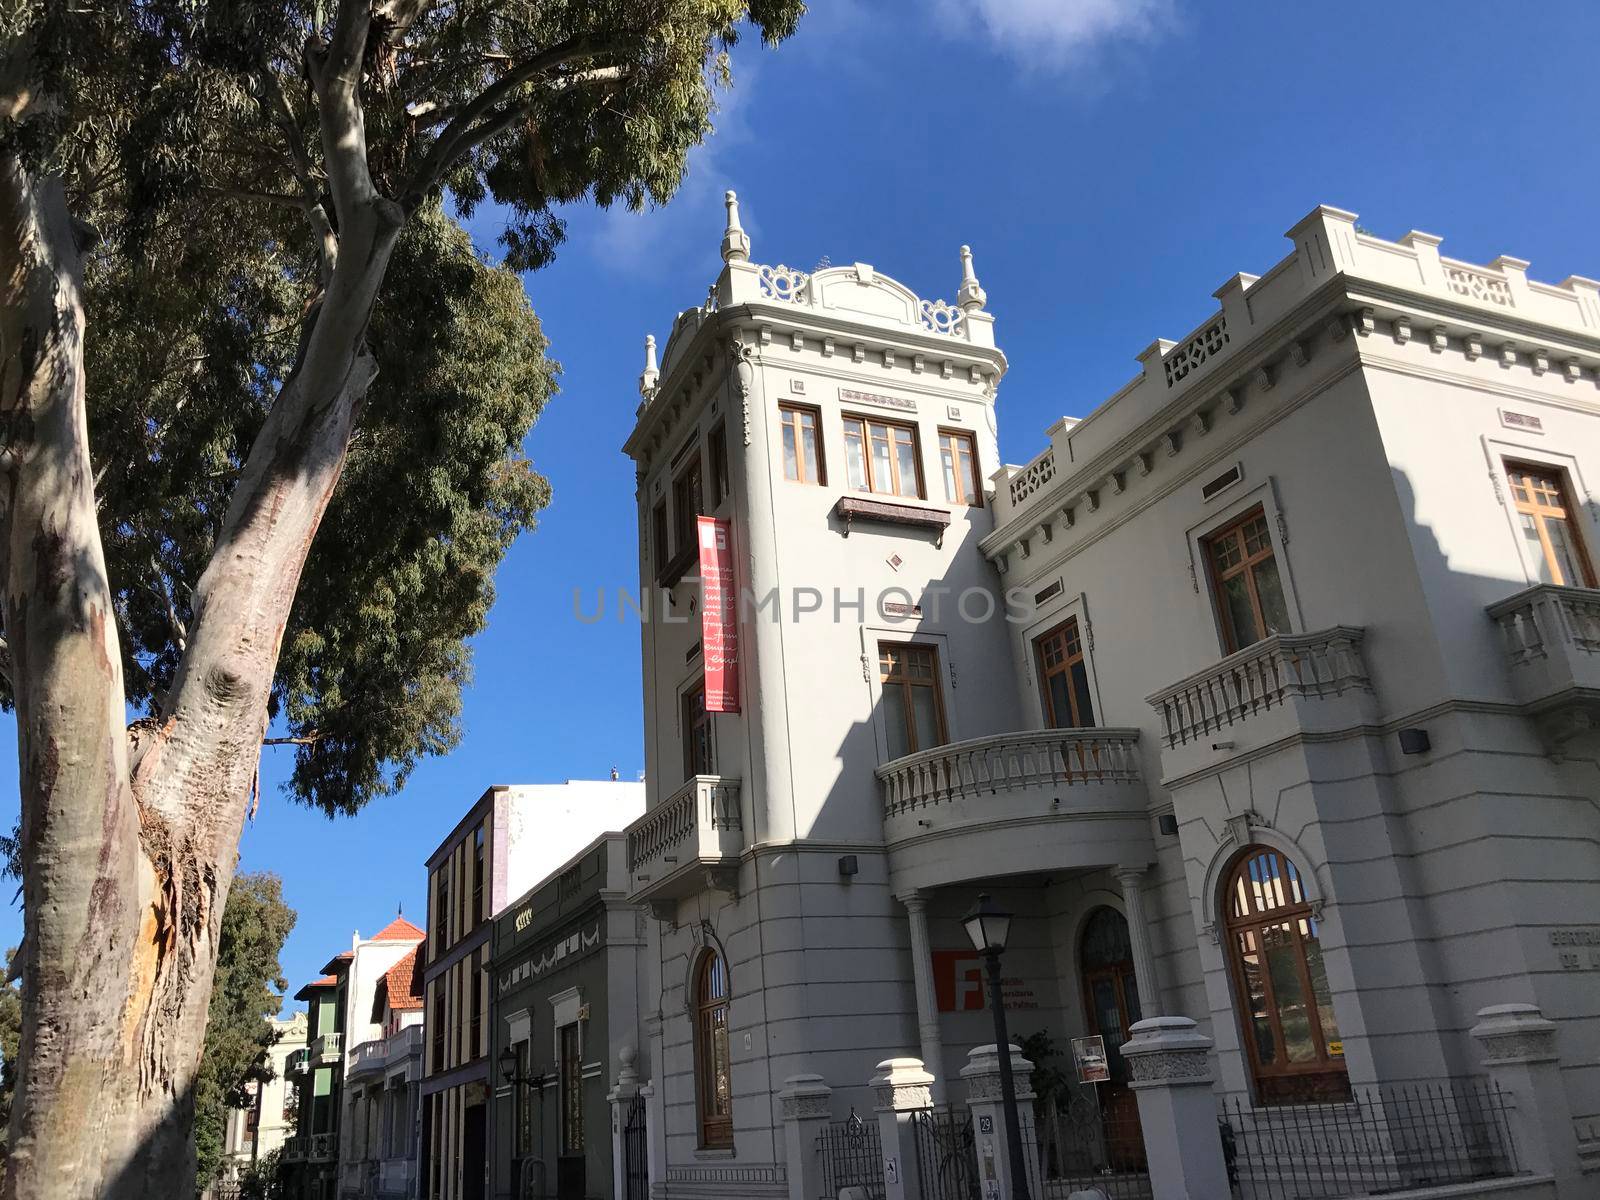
[935,0,1177,68]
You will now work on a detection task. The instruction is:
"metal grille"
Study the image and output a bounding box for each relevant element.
[1220,1077,1520,1198]
[817,1110,885,1200]
[1026,1092,1152,1200]
[910,1106,981,1200]
[622,1093,649,1200]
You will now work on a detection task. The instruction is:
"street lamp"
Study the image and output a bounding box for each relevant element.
[963,893,1032,1200]
[498,1046,549,1198]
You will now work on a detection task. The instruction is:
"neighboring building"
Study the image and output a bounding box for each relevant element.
[283,917,427,1200]
[421,782,644,1200]
[342,943,427,1199]
[618,197,1600,1196]
[218,1011,308,1186]
[489,833,648,1200]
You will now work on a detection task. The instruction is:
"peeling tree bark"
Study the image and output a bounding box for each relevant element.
[0,11,402,1193]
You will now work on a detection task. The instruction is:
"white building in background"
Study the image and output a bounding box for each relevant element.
[615,197,1600,1198]
[343,942,426,1200]
[219,1011,308,1183]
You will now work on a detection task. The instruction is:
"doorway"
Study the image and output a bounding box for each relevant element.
[462,1102,486,1200]
[1078,907,1146,1169]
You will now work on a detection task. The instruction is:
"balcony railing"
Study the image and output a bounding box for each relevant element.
[282,1135,305,1162]
[348,1037,386,1076]
[878,729,1140,816]
[285,1048,309,1075]
[1147,626,1371,750]
[877,729,1149,891]
[1488,584,1600,717]
[624,776,743,909]
[312,1031,342,1064]
[308,1131,337,1162]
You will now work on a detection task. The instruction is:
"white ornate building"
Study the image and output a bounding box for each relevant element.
[617,197,1600,1199]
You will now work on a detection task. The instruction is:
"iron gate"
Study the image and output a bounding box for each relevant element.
[910,1106,980,1200]
[622,1093,649,1200]
[816,1110,884,1199]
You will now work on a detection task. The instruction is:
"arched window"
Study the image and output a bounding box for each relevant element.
[1225,847,1350,1104]
[695,950,733,1147]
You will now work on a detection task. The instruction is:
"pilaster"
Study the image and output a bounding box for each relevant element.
[1121,1016,1230,1200]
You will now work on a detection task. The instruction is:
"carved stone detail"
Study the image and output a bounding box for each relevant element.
[1164,317,1230,388]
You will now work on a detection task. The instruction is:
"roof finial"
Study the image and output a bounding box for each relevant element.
[639,333,659,398]
[958,244,987,313]
[721,190,750,264]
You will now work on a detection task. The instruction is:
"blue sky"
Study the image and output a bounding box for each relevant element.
[2,0,1598,1005]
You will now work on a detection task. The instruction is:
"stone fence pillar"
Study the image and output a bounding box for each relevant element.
[960,1043,1037,1200]
[1470,1003,1584,1197]
[1121,1017,1229,1200]
[872,1058,935,1200]
[606,1046,642,1200]
[779,1074,833,1200]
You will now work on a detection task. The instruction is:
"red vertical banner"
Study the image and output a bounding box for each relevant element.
[697,516,740,713]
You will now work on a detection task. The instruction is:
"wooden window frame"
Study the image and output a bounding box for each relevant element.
[559,1022,584,1154]
[682,681,715,778]
[1505,459,1596,587]
[778,402,825,486]
[843,413,924,499]
[695,950,733,1148]
[1034,618,1095,729]
[1223,845,1350,1106]
[471,825,484,929]
[938,427,983,507]
[708,423,730,508]
[878,641,949,756]
[651,500,669,570]
[672,456,704,555]
[1204,505,1287,653]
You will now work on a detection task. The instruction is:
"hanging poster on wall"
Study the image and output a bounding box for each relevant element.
[697,516,740,712]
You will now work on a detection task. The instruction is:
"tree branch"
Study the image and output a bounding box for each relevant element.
[201,186,307,211]
[262,734,320,747]
[400,38,625,206]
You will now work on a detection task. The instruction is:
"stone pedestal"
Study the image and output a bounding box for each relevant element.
[871,1058,935,1200]
[960,1043,1037,1200]
[1470,1003,1583,1197]
[1121,1017,1228,1200]
[605,1046,642,1200]
[779,1074,833,1200]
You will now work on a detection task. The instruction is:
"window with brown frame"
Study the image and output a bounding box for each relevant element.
[709,424,730,507]
[683,683,714,778]
[673,457,704,553]
[779,403,824,485]
[1035,618,1095,729]
[651,500,669,569]
[1204,507,1291,652]
[1505,460,1595,587]
[471,825,484,928]
[939,429,982,506]
[878,643,947,760]
[1225,846,1350,1105]
[559,1022,583,1154]
[844,415,923,498]
[695,950,733,1147]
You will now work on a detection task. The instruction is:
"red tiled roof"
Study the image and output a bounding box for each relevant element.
[371,916,425,942]
[379,946,425,1013]
[293,975,338,1001]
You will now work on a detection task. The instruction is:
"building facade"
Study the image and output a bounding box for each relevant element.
[342,942,427,1199]
[618,197,1600,1196]
[284,917,427,1200]
[421,782,644,1200]
[217,1011,309,1187]
[489,833,648,1200]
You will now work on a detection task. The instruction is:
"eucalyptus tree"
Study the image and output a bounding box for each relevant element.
[0,1,804,1196]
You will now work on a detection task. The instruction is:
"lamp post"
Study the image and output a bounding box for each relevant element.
[963,893,1032,1200]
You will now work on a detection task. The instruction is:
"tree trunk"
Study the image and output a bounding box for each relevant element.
[0,148,399,1198]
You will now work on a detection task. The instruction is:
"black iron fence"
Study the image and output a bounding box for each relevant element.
[1025,1091,1152,1200]
[910,1106,981,1200]
[817,1110,885,1200]
[1220,1077,1520,1198]
[622,1093,649,1200]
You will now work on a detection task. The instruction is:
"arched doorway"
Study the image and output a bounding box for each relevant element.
[1078,906,1145,1167]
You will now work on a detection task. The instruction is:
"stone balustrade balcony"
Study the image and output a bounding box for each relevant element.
[878,729,1151,892]
[282,1135,305,1162]
[312,1030,342,1065]
[624,775,743,917]
[285,1047,309,1075]
[1146,626,1376,780]
[308,1131,337,1162]
[1488,584,1600,738]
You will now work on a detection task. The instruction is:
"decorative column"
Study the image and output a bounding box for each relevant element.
[779,1074,833,1200]
[606,1045,641,1200]
[1120,1017,1229,1200]
[1470,1003,1583,1196]
[871,1058,935,1200]
[1114,866,1161,1011]
[899,891,948,1100]
[960,1044,1037,1200]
